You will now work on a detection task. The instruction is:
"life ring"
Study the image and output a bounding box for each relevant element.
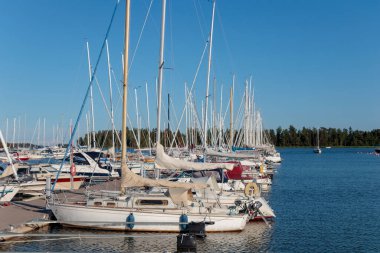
[244,182,260,197]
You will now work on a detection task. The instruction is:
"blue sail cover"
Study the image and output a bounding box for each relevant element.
[232,146,256,152]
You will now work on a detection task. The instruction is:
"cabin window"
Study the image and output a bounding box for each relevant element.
[106,202,116,207]
[192,171,203,178]
[136,199,168,206]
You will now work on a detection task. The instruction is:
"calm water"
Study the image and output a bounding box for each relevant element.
[1,148,379,252]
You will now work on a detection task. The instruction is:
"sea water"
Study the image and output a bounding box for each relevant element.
[1,148,379,252]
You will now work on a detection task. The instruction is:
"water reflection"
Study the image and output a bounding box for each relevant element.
[5,148,378,252]
[1,222,273,252]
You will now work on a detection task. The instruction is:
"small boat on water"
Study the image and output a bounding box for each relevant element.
[375,147,380,154]
[313,128,322,154]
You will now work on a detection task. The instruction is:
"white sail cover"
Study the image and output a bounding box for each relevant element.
[168,188,194,206]
[155,144,234,171]
[120,163,206,190]
[205,149,259,159]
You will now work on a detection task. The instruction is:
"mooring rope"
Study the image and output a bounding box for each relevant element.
[0,233,174,244]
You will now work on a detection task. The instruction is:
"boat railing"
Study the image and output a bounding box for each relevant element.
[86,189,121,200]
[49,189,87,205]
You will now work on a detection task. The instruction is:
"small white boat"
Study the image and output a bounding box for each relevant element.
[50,150,118,178]
[265,152,282,163]
[1,163,85,196]
[314,128,322,154]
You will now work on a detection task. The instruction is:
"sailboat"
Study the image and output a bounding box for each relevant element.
[49,0,249,233]
[313,128,322,154]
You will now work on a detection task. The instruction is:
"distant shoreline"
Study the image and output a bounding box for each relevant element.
[276,146,378,148]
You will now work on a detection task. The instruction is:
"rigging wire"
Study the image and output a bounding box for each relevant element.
[193,0,207,41]
[52,0,120,191]
[129,0,154,71]
[216,4,235,73]
[168,42,209,149]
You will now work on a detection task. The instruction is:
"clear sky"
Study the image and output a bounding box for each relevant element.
[0,0,379,144]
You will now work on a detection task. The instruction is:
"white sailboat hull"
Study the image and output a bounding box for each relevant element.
[265,155,282,163]
[50,203,248,232]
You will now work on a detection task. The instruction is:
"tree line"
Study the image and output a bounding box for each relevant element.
[76,126,380,149]
[2,126,379,149]
[266,126,380,147]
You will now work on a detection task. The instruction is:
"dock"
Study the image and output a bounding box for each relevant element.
[0,179,121,241]
[0,197,50,241]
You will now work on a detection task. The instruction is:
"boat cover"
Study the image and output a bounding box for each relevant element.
[205,149,259,159]
[155,144,234,171]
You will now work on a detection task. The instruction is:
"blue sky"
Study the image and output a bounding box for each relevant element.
[0,0,379,144]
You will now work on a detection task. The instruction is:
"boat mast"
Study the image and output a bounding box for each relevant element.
[43,118,46,147]
[317,128,320,148]
[37,118,41,147]
[23,114,26,149]
[156,0,167,145]
[185,84,188,149]
[85,113,90,149]
[145,82,152,155]
[213,77,216,147]
[17,116,21,149]
[244,82,249,147]
[134,87,140,147]
[12,118,16,149]
[106,40,116,160]
[167,93,170,147]
[229,85,233,150]
[86,41,96,149]
[5,118,8,145]
[120,0,131,195]
[219,84,223,148]
[203,0,216,148]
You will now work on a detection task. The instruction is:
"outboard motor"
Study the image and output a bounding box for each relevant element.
[248,201,263,218]
[177,233,197,253]
[234,199,242,207]
[177,220,215,252]
[180,221,209,238]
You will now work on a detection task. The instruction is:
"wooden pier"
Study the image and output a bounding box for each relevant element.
[0,197,50,241]
[0,179,121,241]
